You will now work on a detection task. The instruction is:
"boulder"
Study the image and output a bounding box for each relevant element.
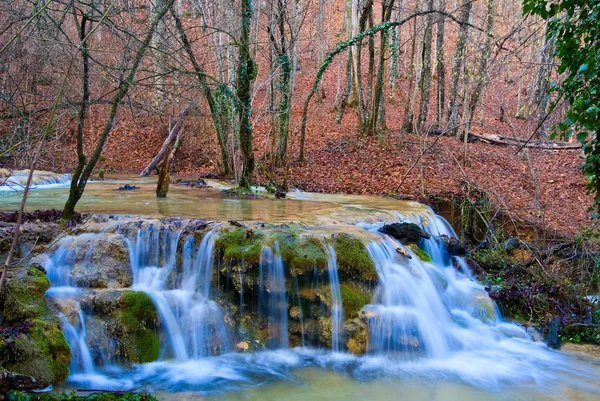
[440,235,467,256]
[379,223,430,245]
[0,320,71,388]
[65,233,132,289]
[1,267,50,322]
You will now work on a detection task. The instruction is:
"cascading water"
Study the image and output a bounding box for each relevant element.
[260,243,289,349]
[0,169,71,190]
[364,214,524,357]
[35,208,600,399]
[326,246,343,352]
[60,306,95,375]
[125,225,231,360]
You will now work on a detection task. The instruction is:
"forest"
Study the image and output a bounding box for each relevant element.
[0,0,599,399]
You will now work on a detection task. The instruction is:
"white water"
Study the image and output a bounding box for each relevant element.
[260,243,289,349]
[326,246,343,352]
[125,225,231,360]
[0,169,71,191]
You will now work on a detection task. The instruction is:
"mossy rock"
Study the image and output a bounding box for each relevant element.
[2,267,50,323]
[108,291,159,363]
[330,234,377,281]
[1,320,71,387]
[289,237,328,275]
[340,285,371,319]
[214,228,264,267]
[406,244,432,263]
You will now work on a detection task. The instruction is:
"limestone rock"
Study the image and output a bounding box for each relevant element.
[65,233,132,289]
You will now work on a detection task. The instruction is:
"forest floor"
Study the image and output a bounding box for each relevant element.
[29,95,590,239]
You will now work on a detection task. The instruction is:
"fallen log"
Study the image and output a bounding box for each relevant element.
[140,103,192,177]
[428,128,581,150]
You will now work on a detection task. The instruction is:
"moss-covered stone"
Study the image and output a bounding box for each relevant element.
[108,291,159,363]
[2,267,50,322]
[289,237,328,275]
[406,244,432,262]
[214,228,264,266]
[1,320,71,387]
[331,234,377,281]
[340,285,371,319]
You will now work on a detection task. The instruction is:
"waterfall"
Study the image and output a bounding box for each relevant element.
[60,305,95,375]
[0,169,71,191]
[365,220,517,357]
[260,243,289,349]
[326,246,343,352]
[127,225,231,360]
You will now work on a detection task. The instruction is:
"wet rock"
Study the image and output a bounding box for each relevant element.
[289,306,302,321]
[0,368,40,395]
[107,291,160,363]
[2,267,50,322]
[379,222,430,245]
[66,233,132,289]
[0,320,71,388]
[440,235,467,256]
[236,341,249,351]
[331,233,377,281]
[406,244,432,262]
[174,178,208,188]
[117,184,139,191]
[344,318,367,355]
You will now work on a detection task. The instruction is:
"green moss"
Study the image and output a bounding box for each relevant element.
[122,329,160,363]
[214,228,264,266]
[3,267,51,322]
[7,390,161,401]
[289,237,328,275]
[2,321,71,386]
[111,291,159,363]
[117,291,157,330]
[331,234,377,281]
[268,230,299,261]
[407,244,432,262]
[340,285,371,319]
[473,248,521,271]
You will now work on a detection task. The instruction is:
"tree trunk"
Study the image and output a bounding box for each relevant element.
[464,0,494,151]
[141,104,191,177]
[435,0,446,126]
[171,6,235,176]
[237,0,256,189]
[417,0,435,132]
[63,0,175,221]
[447,0,472,136]
[151,0,169,104]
